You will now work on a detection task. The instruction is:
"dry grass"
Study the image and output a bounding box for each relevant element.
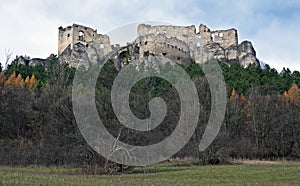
[231,159,283,165]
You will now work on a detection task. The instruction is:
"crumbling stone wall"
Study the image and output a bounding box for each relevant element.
[58,23,259,68]
[58,24,111,56]
[58,24,112,67]
[137,24,257,66]
[137,24,196,42]
[135,33,191,65]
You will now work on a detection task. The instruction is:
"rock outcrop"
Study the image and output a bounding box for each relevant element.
[237,41,259,67]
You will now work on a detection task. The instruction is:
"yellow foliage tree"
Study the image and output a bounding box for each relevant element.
[240,93,245,101]
[29,74,37,89]
[287,83,300,102]
[15,73,24,87]
[24,76,30,88]
[0,72,5,87]
[5,72,17,86]
[230,89,239,100]
[2,72,37,89]
[283,91,288,98]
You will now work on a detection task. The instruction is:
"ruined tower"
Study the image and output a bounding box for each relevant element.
[58,23,112,56]
[58,24,113,67]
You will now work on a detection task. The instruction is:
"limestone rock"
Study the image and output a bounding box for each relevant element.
[15,55,50,67]
[225,45,238,61]
[203,43,225,62]
[237,41,259,67]
[59,43,92,68]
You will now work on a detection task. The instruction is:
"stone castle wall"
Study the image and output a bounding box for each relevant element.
[135,33,191,64]
[58,24,112,56]
[58,23,258,68]
[136,24,239,64]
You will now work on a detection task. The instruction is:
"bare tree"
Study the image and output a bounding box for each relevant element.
[5,49,13,70]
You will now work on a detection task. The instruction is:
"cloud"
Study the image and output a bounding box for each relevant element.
[0,0,63,65]
[0,0,299,71]
[252,19,300,71]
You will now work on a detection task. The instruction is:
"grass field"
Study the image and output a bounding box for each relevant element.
[0,161,299,185]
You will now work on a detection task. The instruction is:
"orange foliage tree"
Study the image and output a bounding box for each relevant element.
[287,83,300,102]
[230,89,239,100]
[3,72,37,89]
[0,72,5,87]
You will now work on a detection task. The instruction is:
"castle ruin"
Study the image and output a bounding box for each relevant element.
[58,24,112,56]
[58,23,259,68]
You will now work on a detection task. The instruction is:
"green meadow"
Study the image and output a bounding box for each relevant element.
[1,161,299,185]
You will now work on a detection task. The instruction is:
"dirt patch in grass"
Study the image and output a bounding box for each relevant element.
[232,159,284,165]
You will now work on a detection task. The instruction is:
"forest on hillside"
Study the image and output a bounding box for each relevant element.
[0,55,299,173]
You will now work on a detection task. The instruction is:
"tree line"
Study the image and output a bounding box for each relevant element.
[0,56,299,173]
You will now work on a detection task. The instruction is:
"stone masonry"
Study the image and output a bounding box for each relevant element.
[58,23,259,68]
[136,24,259,67]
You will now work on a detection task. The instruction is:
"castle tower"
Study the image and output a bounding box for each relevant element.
[58,24,111,55]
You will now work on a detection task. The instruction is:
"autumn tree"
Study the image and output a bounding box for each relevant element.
[287,83,300,102]
[5,72,16,86]
[0,72,5,88]
[28,74,37,89]
[229,89,239,100]
[15,73,24,87]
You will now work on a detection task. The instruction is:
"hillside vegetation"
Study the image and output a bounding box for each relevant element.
[0,55,299,173]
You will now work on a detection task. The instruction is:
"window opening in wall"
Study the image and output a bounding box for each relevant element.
[145,41,148,45]
[219,32,223,37]
[177,57,181,60]
[67,33,70,38]
[78,31,84,41]
[211,34,215,42]
[144,51,149,57]
[162,53,167,56]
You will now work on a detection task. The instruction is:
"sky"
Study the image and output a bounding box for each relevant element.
[0,0,300,71]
